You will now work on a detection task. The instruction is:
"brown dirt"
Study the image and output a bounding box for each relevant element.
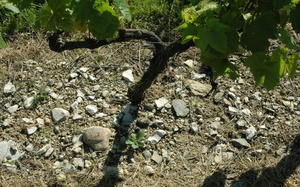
[0,36,299,187]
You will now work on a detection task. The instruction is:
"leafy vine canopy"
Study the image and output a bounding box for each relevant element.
[4,0,300,90]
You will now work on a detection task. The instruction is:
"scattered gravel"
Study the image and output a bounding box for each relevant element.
[1,39,299,187]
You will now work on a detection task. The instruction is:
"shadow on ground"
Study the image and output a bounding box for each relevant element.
[201,135,300,187]
[96,104,139,187]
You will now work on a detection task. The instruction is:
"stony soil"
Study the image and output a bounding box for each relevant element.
[0,36,299,187]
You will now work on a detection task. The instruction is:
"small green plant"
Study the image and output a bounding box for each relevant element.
[126,129,145,149]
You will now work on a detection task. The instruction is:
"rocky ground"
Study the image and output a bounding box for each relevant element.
[0,36,299,187]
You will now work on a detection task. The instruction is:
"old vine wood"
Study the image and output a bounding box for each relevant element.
[3,0,300,104]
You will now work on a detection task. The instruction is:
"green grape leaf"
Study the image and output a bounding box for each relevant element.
[89,14,119,40]
[241,11,278,52]
[277,28,300,50]
[245,47,299,90]
[113,0,132,21]
[71,0,119,40]
[8,0,33,10]
[290,4,300,32]
[70,0,93,25]
[4,2,20,13]
[273,0,291,9]
[201,48,238,79]
[0,35,7,49]
[226,28,239,54]
[197,0,219,15]
[39,0,73,31]
[181,23,199,44]
[136,129,145,142]
[194,18,230,53]
[269,47,299,79]
[244,52,267,87]
[181,6,198,23]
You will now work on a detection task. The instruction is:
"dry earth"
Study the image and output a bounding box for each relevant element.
[0,35,299,187]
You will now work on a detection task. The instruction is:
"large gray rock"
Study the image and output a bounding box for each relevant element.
[172,99,189,117]
[184,79,212,96]
[51,108,70,123]
[82,126,112,151]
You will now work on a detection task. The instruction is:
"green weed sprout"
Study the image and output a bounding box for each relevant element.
[126,129,145,149]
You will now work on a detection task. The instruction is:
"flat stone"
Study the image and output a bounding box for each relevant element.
[0,141,12,161]
[1,141,24,161]
[136,118,151,128]
[147,130,166,144]
[72,134,83,148]
[241,108,251,115]
[228,106,239,113]
[72,114,83,120]
[4,81,16,93]
[184,79,212,96]
[8,105,18,114]
[85,105,98,116]
[26,126,38,135]
[44,147,54,157]
[71,101,79,114]
[190,122,198,133]
[20,118,34,124]
[143,150,152,160]
[144,165,155,175]
[82,126,112,151]
[25,144,34,152]
[214,91,224,103]
[36,144,51,155]
[172,99,189,117]
[78,67,89,73]
[62,163,76,172]
[211,121,221,129]
[51,108,70,123]
[155,97,169,110]
[236,119,247,128]
[73,158,84,168]
[214,153,222,163]
[231,138,251,149]
[3,118,11,127]
[151,151,163,164]
[122,69,134,82]
[95,113,107,118]
[183,59,195,68]
[245,126,256,140]
[24,96,35,108]
[191,71,206,80]
[201,145,208,154]
[69,73,78,79]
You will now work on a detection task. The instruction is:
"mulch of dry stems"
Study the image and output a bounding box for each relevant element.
[0,36,299,187]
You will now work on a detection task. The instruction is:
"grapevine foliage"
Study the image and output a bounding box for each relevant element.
[179,0,300,89]
[4,0,300,90]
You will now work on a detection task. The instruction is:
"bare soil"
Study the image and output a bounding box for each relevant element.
[0,36,299,187]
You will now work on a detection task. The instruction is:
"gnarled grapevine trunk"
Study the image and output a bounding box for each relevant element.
[128,41,193,104]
